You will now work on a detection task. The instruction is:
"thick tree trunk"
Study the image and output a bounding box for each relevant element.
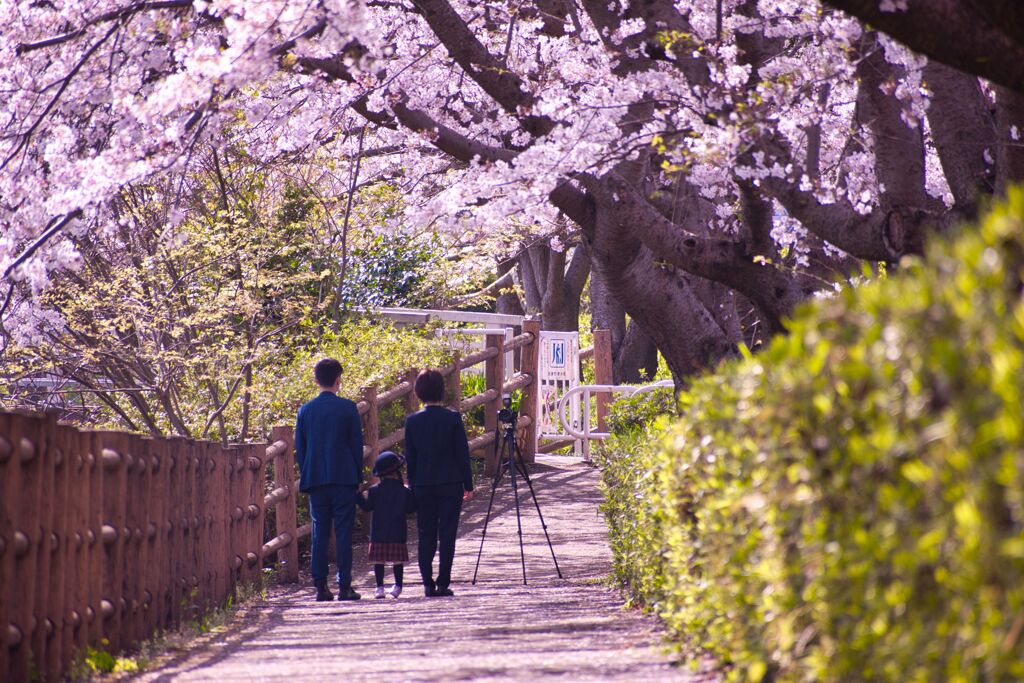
[493,258,526,316]
[517,240,589,331]
[820,0,1024,95]
[924,62,995,217]
[585,206,735,382]
[614,321,659,383]
[518,244,546,314]
[590,265,660,383]
[994,85,1024,194]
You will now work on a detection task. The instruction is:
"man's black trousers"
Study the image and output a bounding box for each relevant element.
[414,481,464,591]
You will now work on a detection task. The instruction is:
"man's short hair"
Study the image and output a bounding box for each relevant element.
[314,358,343,388]
[414,369,445,403]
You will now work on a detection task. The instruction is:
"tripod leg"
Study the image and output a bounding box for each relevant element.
[507,432,528,585]
[472,431,507,585]
[514,443,564,579]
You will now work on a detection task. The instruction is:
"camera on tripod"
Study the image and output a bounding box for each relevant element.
[497,394,517,426]
[474,392,562,585]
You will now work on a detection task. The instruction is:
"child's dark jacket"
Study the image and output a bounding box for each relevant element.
[357,478,416,544]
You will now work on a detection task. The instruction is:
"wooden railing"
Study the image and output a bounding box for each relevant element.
[0,318,541,681]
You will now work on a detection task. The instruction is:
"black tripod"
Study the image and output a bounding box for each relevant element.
[472,399,562,585]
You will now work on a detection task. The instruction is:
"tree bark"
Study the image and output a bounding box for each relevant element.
[585,203,735,382]
[994,85,1024,194]
[924,62,995,217]
[613,321,659,383]
[820,0,1024,94]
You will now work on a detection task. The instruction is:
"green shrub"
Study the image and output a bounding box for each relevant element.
[599,188,1024,682]
[607,388,676,436]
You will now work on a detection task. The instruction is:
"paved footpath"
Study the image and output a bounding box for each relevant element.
[131,455,715,682]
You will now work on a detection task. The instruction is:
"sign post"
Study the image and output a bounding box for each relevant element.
[538,331,581,454]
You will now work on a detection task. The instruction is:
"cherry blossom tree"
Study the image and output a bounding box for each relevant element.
[2,0,1020,382]
[820,0,1024,94]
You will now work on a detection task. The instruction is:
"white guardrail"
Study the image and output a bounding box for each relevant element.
[556,380,674,461]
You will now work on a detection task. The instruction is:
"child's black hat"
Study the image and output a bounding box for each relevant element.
[372,450,405,476]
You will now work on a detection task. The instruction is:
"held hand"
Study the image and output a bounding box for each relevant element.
[463,490,474,502]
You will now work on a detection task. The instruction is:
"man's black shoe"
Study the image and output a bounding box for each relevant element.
[428,587,455,598]
[314,580,334,602]
[337,586,362,601]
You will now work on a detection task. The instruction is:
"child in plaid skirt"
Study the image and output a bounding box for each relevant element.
[358,451,416,598]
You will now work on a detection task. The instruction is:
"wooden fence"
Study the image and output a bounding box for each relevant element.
[1,318,543,680]
[0,413,269,682]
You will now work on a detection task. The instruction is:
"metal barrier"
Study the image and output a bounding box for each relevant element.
[556,380,674,460]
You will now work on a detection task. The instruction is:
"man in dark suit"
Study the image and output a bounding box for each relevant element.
[294,358,364,601]
[404,369,474,597]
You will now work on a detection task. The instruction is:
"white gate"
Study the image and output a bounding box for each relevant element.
[537,330,582,454]
[556,380,674,461]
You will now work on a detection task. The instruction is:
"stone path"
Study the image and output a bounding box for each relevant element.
[130,455,714,682]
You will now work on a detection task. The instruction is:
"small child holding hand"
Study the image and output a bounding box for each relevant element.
[358,451,416,598]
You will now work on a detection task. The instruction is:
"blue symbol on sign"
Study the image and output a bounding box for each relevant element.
[551,341,565,367]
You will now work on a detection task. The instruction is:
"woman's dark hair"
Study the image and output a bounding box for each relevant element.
[314,358,343,387]
[414,369,445,403]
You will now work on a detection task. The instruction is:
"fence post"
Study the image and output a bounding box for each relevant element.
[272,426,299,583]
[359,386,380,543]
[594,329,613,433]
[45,418,70,681]
[446,352,462,409]
[67,425,92,666]
[484,333,505,476]
[361,385,379,475]
[30,413,55,678]
[216,443,231,606]
[227,446,242,598]
[0,412,23,681]
[520,319,541,464]
[245,443,265,588]
[194,443,210,613]
[126,435,147,648]
[3,413,43,682]
[183,439,200,621]
[404,369,420,421]
[98,431,128,652]
[166,436,186,630]
[210,443,223,608]
[86,431,104,649]
[150,438,170,633]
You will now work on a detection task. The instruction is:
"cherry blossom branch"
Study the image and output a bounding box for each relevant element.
[452,269,516,304]
[820,0,1024,94]
[410,0,555,134]
[391,98,516,163]
[3,22,121,171]
[268,15,329,57]
[14,0,196,55]
[0,284,14,320]
[2,210,85,281]
[588,172,794,331]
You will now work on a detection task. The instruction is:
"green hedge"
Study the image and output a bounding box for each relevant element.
[596,189,1024,682]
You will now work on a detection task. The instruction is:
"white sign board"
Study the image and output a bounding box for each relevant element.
[541,332,578,380]
[538,330,581,454]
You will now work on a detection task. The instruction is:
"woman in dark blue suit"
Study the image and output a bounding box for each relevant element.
[404,369,474,597]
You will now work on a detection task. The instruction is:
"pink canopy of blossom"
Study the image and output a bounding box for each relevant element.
[1,0,1014,362]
